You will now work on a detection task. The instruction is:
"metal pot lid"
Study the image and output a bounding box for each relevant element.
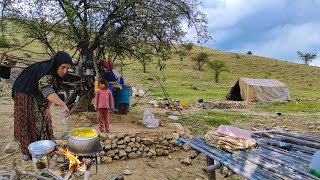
[28,140,56,155]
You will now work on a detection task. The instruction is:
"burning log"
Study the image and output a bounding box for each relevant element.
[53,164,69,177]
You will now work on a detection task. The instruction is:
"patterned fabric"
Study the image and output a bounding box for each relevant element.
[13,75,56,156]
[38,75,56,97]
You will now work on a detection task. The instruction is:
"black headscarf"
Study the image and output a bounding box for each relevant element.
[12,51,72,96]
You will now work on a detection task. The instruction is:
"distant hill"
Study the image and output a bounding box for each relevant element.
[121,46,320,102]
[1,34,319,103]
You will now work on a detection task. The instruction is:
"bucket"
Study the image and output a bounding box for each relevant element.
[114,86,131,111]
[28,140,56,172]
[310,151,320,177]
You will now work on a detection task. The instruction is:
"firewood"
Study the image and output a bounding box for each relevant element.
[63,166,75,180]
[0,151,19,161]
[83,171,90,180]
[21,171,51,180]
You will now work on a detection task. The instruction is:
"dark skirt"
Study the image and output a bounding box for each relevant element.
[13,92,54,155]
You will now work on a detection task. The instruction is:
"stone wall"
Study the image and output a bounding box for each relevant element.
[97,132,189,164]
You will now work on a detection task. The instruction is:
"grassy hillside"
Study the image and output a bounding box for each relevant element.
[1,33,320,113]
[122,46,320,111]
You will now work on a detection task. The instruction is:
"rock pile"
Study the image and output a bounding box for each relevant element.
[203,102,246,109]
[149,99,183,111]
[97,132,188,163]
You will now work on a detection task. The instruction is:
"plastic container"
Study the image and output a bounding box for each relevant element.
[114,86,131,111]
[217,125,252,139]
[180,102,189,107]
[310,151,320,177]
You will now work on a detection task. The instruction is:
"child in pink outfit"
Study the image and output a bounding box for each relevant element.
[95,78,114,133]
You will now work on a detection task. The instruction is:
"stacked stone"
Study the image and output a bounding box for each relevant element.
[98,132,185,164]
[194,102,247,109]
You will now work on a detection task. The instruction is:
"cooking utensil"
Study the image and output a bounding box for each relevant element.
[28,140,56,172]
[28,140,56,155]
[67,128,102,156]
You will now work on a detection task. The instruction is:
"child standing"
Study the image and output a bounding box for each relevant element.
[95,78,114,133]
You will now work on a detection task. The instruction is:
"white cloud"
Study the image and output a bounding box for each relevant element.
[310,58,320,67]
[229,22,320,64]
[193,0,320,67]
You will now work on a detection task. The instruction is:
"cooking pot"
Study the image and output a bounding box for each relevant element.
[28,140,56,171]
[28,140,56,155]
[67,128,102,156]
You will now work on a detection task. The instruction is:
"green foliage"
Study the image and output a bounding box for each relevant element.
[297,51,317,66]
[0,36,10,48]
[181,43,194,51]
[192,52,209,70]
[8,0,211,63]
[247,51,252,55]
[208,60,227,83]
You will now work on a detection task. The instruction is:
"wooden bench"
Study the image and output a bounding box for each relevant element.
[179,131,320,180]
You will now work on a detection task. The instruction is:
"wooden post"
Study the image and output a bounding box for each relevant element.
[206,156,216,180]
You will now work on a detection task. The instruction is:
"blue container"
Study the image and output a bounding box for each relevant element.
[114,86,131,111]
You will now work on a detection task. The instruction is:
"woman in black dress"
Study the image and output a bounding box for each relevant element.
[12,51,72,160]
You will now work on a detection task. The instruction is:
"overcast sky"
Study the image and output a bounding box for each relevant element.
[186,0,320,67]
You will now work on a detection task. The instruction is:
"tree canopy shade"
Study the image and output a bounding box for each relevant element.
[6,0,211,62]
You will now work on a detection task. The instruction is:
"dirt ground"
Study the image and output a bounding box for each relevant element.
[0,92,211,180]
[1,78,319,180]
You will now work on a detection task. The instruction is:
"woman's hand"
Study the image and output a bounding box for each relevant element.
[62,105,70,117]
[44,107,52,120]
[47,93,70,117]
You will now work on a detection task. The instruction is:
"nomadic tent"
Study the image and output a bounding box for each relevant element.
[226,78,290,102]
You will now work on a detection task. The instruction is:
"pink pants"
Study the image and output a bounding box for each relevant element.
[98,108,110,132]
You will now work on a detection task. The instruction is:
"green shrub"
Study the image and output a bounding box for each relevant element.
[0,36,11,48]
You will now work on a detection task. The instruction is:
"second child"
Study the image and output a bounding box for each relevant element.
[95,78,114,133]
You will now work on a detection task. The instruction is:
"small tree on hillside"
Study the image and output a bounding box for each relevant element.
[192,52,209,71]
[297,51,317,66]
[208,60,227,83]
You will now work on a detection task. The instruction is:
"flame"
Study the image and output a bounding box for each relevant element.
[58,148,91,172]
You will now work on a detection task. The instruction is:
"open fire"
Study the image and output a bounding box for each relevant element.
[44,147,97,180]
[58,147,92,172]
